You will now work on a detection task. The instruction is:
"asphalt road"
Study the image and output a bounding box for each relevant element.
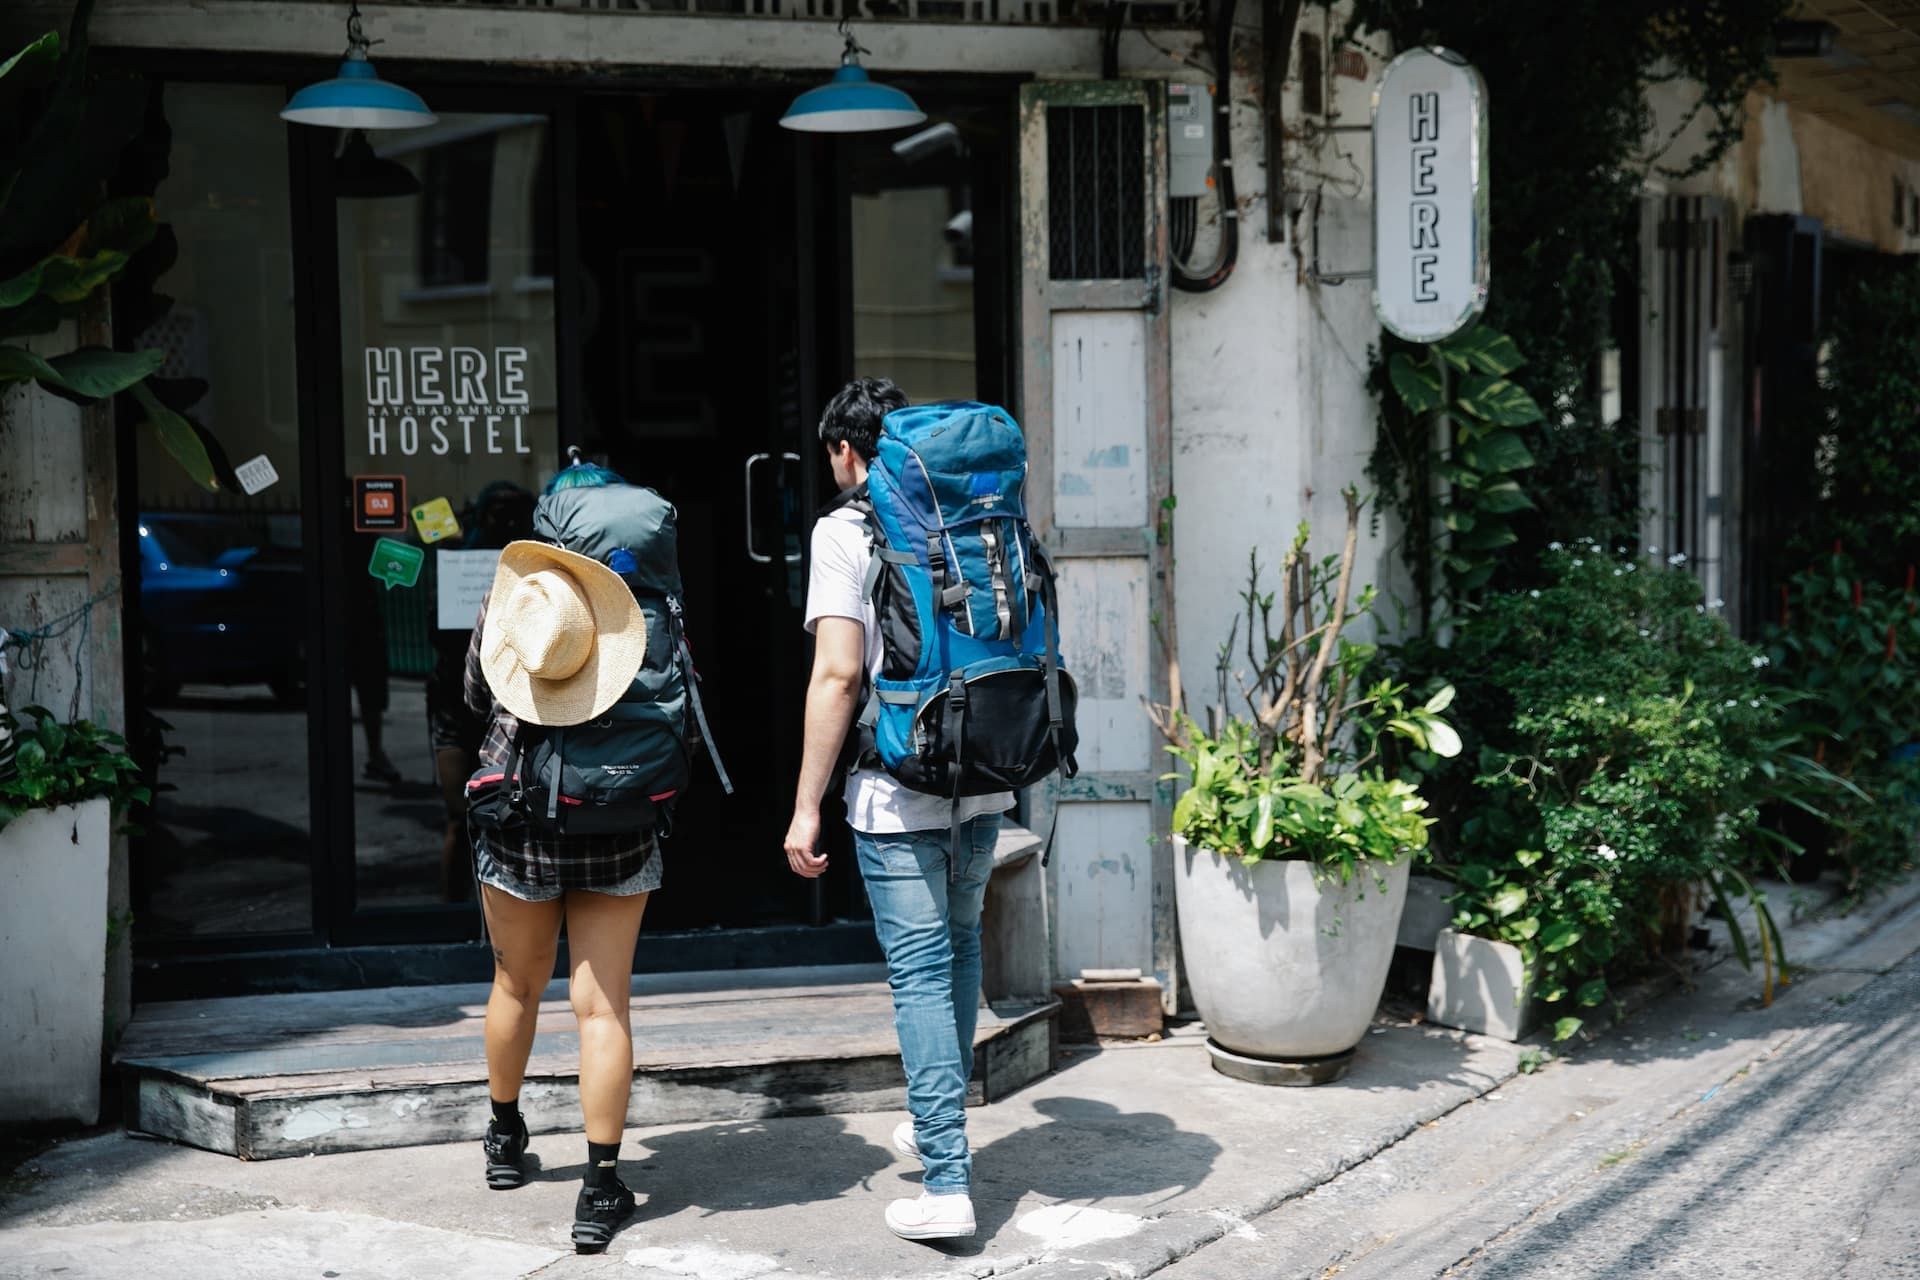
[1160,899,1920,1280]
[1456,949,1920,1278]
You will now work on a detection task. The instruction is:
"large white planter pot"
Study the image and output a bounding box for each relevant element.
[1174,836,1410,1082]
[0,798,111,1125]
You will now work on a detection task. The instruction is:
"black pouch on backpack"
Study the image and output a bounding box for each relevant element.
[465,765,530,843]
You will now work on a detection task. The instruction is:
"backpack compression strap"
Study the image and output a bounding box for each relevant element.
[944,671,968,869]
[667,595,734,795]
[1031,536,1077,784]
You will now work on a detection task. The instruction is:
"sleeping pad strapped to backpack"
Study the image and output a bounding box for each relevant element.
[467,483,731,840]
[848,400,1079,819]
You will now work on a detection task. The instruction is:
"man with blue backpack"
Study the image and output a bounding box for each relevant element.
[784,378,1077,1242]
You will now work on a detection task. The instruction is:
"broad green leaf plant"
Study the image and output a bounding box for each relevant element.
[1385,323,1543,620]
[1147,490,1461,884]
[0,702,149,831]
[0,0,219,491]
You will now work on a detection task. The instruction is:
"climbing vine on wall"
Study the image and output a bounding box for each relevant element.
[1335,0,1789,606]
[1385,324,1542,626]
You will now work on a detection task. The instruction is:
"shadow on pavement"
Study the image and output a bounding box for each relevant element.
[959,1095,1225,1246]
[606,1116,892,1223]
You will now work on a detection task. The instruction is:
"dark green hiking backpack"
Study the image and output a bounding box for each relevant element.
[466,484,731,838]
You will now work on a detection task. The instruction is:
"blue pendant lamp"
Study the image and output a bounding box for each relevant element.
[780,21,925,134]
[282,2,436,130]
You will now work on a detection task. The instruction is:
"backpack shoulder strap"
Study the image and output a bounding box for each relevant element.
[816,479,870,519]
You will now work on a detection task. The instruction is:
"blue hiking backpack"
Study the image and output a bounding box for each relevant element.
[844,401,1079,812]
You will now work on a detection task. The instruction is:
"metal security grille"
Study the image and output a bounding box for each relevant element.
[1047,104,1146,280]
[1638,193,1743,628]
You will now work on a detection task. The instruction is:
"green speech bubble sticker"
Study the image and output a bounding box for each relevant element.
[368,536,425,590]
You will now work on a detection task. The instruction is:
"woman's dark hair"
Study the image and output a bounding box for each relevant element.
[819,377,907,461]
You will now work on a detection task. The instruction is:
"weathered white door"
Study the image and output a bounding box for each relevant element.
[1018,82,1176,1009]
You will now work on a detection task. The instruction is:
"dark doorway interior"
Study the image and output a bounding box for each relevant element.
[574,93,850,931]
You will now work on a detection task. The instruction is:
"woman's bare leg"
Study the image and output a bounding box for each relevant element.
[481,885,563,1103]
[564,889,650,1144]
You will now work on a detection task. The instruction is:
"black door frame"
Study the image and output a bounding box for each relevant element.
[120,53,1020,999]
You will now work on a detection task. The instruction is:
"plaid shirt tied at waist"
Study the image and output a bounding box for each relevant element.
[463,593,656,890]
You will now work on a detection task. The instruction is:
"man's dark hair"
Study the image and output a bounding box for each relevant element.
[819,377,907,460]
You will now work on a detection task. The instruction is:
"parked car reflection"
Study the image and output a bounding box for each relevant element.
[138,513,306,705]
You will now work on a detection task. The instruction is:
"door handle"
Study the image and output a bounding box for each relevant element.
[745,452,803,564]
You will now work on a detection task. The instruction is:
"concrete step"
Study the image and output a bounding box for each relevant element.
[116,964,1058,1159]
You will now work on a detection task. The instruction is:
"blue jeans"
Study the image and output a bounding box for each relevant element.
[855,813,1001,1195]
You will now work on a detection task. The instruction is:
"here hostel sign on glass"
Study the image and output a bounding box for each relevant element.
[1371,48,1489,344]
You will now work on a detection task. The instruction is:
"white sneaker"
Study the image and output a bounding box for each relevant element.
[885,1191,975,1241]
[892,1120,922,1160]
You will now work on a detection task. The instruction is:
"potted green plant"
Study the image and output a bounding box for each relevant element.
[1148,492,1460,1083]
[1430,542,1801,1043]
[0,688,147,1126]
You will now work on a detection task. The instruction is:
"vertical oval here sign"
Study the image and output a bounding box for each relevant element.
[1372,47,1489,343]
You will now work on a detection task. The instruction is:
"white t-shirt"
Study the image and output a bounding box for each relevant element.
[804,507,1014,835]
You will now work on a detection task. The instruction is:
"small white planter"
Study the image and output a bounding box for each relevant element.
[1175,836,1410,1075]
[0,798,111,1125]
[1396,873,1454,951]
[1426,927,1539,1041]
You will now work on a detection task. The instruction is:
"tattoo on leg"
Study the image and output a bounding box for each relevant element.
[492,945,508,968]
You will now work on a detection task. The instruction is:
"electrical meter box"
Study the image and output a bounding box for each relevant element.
[1167,83,1214,198]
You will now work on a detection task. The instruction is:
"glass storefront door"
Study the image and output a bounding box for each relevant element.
[130,83,316,943]
[126,73,1013,989]
[573,93,835,932]
[331,113,561,917]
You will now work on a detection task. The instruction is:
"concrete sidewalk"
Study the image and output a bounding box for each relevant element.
[4,874,1917,1280]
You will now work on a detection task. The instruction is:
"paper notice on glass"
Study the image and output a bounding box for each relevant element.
[436,548,500,631]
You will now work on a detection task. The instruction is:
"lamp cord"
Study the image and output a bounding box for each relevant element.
[345,1,382,56]
[836,16,869,63]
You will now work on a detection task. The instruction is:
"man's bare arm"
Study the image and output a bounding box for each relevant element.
[784,615,864,877]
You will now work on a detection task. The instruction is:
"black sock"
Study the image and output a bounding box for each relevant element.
[491,1097,521,1132]
[585,1140,620,1188]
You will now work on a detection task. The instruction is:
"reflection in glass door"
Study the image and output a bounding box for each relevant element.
[847,116,985,403]
[130,83,315,941]
[332,113,560,913]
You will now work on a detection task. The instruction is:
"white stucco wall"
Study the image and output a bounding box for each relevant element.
[1168,14,1403,726]
[1646,76,1920,250]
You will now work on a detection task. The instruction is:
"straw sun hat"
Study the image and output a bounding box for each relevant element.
[480,540,647,726]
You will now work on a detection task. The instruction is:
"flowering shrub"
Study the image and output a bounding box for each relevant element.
[1438,542,1789,1038]
[1764,551,1920,894]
